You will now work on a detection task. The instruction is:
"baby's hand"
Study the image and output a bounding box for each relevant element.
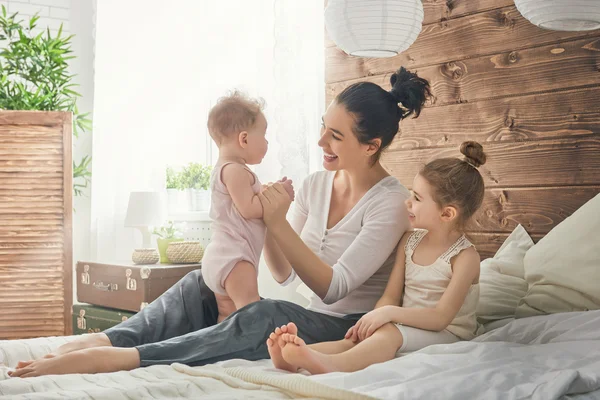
[278,176,295,201]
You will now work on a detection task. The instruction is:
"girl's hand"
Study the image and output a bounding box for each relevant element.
[354,306,393,341]
[344,325,361,343]
[259,182,292,225]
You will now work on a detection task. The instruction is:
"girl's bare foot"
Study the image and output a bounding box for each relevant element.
[281,333,337,375]
[266,322,298,372]
[8,347,140,378]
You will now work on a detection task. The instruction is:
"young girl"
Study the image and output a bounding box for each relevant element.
[266,141,486,374]
[203,91,293,322]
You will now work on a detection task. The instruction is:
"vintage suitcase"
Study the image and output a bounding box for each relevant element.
[76,261,201,312]
[72,303,136,335]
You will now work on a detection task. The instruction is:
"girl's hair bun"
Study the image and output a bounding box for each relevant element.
[460,141,486,168]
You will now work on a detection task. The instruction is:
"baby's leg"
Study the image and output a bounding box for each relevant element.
[281,323,403,374]
[223,260,260,313]
[214,293,237,323]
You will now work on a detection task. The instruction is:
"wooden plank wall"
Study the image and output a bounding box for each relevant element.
[325,0,600,258]
[0,111,73,339]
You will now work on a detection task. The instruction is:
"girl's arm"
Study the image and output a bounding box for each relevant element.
[260,183,409,301]
[374,232,409,309]
[385,246,480,332]
[221,164,263,220]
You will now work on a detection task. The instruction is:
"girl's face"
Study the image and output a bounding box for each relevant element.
[318,102,375,171]
[245,112,269,164]
[404,174,444,230]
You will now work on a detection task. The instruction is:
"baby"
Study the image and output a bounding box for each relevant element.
[202,91,293,322]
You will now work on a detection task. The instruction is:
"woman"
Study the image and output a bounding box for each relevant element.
[9,67,432,377]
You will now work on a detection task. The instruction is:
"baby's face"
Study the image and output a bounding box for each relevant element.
[245,113,269,164]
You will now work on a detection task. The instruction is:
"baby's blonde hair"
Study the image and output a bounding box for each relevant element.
[207,91,265,143]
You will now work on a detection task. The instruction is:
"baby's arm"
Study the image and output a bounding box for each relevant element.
[385,246,480,332]
[221,163,263,220]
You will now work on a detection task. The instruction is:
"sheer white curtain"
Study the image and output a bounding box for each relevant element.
[91,0,324,300]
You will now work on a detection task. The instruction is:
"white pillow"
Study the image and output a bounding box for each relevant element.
[476,224,534,324]
[515,193,600,318]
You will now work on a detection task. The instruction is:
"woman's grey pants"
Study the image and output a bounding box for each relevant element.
[104,270,359,367]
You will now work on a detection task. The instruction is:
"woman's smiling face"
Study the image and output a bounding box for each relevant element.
[318,102,373,171]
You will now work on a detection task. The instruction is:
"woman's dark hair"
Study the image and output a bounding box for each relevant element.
[335,67,431,161]
[420,141,487,230]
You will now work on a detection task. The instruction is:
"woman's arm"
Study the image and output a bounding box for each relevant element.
[386,247,480,331]
[260,183,409,302]
[263,177,309,284]
[374,232,409,309]
[222,164,263,219]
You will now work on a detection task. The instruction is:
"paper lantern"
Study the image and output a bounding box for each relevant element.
[325,0,424,58]
[514,0,600,31]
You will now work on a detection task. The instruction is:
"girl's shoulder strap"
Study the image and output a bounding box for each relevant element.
[404,229,427,257]
[439,235,474,264]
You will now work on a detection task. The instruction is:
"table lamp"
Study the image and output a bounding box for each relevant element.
[124,191,167,248]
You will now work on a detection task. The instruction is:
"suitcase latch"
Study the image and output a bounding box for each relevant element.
[126,269,137,291]
[77,309,86,330]
[93,281,118,291]
[81,264,90,285]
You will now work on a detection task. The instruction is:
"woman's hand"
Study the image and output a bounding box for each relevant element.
[352,306,394,341]
[259,182,292,225]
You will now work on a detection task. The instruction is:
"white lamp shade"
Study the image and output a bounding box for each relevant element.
[325,0,424,58]
[124,191,167,228]
[515,0,600,31]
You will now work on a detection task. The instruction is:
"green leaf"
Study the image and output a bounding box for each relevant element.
[0,13,92,199]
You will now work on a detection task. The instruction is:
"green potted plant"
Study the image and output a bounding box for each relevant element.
[193,164,212,211]
[152,220,185,263]
[165,166,185,214]
[180,162,212,211]
[0,7,92,198]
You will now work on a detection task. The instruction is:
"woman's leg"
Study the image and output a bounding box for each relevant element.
[280,323,403,374]
[13,300,355,376]
[10,347,140,378]
[56,269,218,355]
[135,299,355,367]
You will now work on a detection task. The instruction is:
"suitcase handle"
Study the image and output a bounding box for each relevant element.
[93,281,118,291]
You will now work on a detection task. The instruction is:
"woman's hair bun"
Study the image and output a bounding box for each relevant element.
[459,141,487,168]
[388,67,432,119]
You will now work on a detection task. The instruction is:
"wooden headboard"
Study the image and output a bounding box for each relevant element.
[325,0,600,259]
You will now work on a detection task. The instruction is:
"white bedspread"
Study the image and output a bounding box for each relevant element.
[1,310,600,399]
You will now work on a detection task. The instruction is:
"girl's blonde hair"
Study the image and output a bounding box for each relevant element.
[419,141,487,229]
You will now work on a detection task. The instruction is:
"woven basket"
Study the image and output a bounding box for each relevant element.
[132,248,160,265]
[166,241,204,264]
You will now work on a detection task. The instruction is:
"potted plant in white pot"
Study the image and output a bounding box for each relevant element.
[193,165,212,211]
[180,162,212,211]
[166,166,183,214]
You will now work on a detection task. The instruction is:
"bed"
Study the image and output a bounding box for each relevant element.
[1,310,599,399]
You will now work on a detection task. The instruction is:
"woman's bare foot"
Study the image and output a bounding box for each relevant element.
[55,332,112,356]
[266,322,298,372]
[13,333,112,369]
[8,347,140,378]
[281,333,337,375]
